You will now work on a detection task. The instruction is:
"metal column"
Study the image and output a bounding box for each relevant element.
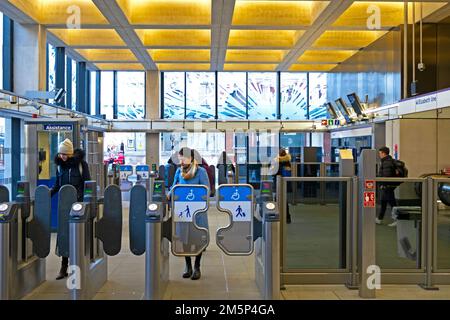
[358,149,377,298]
[263,215,280,300]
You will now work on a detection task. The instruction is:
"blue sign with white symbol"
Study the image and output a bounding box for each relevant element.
[218,185,253,222]
[120,165,133,180]
[43,124,73,131]
[173,185,208,223]
[136,165,149,179]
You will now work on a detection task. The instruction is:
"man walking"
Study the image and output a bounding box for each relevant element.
[376,147,397,225]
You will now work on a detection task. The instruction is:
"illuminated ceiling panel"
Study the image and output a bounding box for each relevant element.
[289,64,337,72]
[312,30,388,49]
[224,64,277,71]
[157,64,211,71]
[232,0,313,26]
[148,50,210,62]
[333,2,405,28]
[228,30,302,48]
[8,0,109,25]
[76,49,137,62]
[226,50,287,62]
[136,29,211,47]
[298,50,358,63]
[48,29,126,47]
[119,0,211,25]
[95,63,144,71]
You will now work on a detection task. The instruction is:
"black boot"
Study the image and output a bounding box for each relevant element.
[191,254,202,280]
[56,258,68,280]
[183,258,193,278]
[191,267,201,280]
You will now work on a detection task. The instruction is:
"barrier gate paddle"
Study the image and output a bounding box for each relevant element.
[171,185,209,256]
[216,184,254,255]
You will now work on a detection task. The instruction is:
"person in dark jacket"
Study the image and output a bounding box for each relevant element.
[376,146,397,224]
[193,149,215,196]
[270,148,292,224]
[50,139,91,280]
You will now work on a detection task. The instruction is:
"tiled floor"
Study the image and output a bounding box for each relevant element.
[23,202,261,300]
[21,202,450,300]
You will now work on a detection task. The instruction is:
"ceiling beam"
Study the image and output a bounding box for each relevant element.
[0,1,35,24]
[423,2,450,22]
[47,32,99,70]
[277,0,355,71]
[210,0,236,71]
[92,0,157,70]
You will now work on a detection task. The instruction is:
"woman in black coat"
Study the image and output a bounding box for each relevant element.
[50,139,91,280]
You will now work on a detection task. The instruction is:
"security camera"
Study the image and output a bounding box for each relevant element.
[418,62,426,72]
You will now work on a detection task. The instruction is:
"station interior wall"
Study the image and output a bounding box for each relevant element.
[385,108,450,178]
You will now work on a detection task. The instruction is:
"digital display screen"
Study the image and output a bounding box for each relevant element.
[347,93,365,116]
[335,98,353,123]
[152,164,157,171]
[84,188,93,194]
[153,182,163,194]
[326,102,339,119]
[17,187,25,194]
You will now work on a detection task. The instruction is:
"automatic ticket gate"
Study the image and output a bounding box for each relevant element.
[62,181,122,300]
[0,182,51,300]
[129,175,280,300]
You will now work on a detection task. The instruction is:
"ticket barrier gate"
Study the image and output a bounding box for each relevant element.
[0,182,51,300]
[63,181,122,300]
[129,172,170,300]
[129,176,280,300]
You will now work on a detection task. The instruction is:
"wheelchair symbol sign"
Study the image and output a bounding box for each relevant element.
[231,188,240,201]
[186,189,195,201]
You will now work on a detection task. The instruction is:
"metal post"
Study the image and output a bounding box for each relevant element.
[320,163,326,205]
[0,224,10,300]
[263,204,280,300]
[145,220,162,300]
[358,149,377,298]
[420,177,438,290]
[69,220,86,300]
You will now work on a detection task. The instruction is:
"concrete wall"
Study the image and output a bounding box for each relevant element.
[386,117,450,177]
[13,23,46,95]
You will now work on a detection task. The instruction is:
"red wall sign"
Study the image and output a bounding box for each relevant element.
[364,192,376,208]
[365,180,375,190]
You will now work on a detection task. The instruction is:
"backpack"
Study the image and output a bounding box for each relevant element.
[393,159,408,178]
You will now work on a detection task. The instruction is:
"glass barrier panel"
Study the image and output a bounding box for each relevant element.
[375,181,423,269]
[436,182,450,270]
[285,181,348,269]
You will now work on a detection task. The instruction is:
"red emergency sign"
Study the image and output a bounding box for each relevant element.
[364,192,375,208]
[365,180,375,190]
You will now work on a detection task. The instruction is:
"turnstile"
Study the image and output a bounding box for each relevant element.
[64,181,123,300]
[129,175,280,300]
[0,182,51,300]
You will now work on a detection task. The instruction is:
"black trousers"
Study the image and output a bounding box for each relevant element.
[62,256,69,267]
[185,253,202,269]
[378,187,397,220]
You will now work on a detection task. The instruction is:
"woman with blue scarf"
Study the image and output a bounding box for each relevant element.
[170,147,210,280]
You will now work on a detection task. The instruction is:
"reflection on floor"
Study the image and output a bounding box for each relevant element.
[282,285,450,300]
[22,203,261,300]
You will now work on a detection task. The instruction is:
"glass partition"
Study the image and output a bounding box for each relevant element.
[285,179,349,270]
[436,181,450,270]
[375,180,423,269]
